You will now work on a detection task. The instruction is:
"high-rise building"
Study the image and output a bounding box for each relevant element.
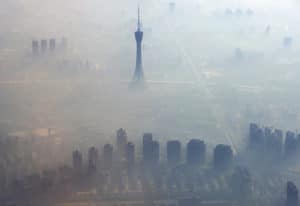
[152,140,160,164]
[132,7,144,83]
[103,144,113,169]
[72,150,83,172]
[143,133,153,163]
[249,123,259,138]
[264,127,272,139]
[274,129,283,138]
[48,128,52,137]
[249,123,264,150]
[61,37,68,50]
[116,128,127,158]
[126,142,136,189]
[88,147,98,174]
[143,133,153,144]
[265,127,274,156]
[169,2,176,12]
[214,144,233,170]
[285,131,297,158]
[297,134,300,151]
[265,25,271,35]
[186,139,206,165]
[126,142,135,168]
[142,133,159,165]
[287,181,298,206]
[167,140,181,165]
[270,129,283,158]
[49,38,56,52]
[225,8,233,16]
[283,36,293,48]
[32,40,39,56]
[246,8,254,16]
[41,40,48,54]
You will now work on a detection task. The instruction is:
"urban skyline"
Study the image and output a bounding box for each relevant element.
[1,1,300,206]
[2,124,300,206]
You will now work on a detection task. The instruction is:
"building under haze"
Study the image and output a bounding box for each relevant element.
[269,129,283,158]
[143,133,153,163]
[249,123,264,151]
[214,144,233,170]
[152,140,160,164]
[88,147,98,174]
[142,133,159,165]
[32,40,39,56]
[126,142,135,169]
[41,39,47,54]
[285,131,297,158]
[283,37,293,48]
[49,38,56,52]
[72,150,83,173]
[187,139,206,165]
[103,144,113,170]
[167,140,181,166]
[116,128,127,158]
[287,181,298,206]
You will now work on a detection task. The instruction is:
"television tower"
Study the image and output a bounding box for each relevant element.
[132,6,144,83]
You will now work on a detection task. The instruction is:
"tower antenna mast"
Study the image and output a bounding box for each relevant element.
[137,4,141,31]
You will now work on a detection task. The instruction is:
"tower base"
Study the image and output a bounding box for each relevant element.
[129,79,146,90]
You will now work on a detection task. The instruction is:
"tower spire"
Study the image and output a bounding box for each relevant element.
[137,5,141,31]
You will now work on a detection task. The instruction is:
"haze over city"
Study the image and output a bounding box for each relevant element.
[1,0,300,206]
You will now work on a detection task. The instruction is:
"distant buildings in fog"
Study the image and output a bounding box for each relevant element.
[103,144,113,170]
[283,36,293,48]
[186,139,206,165]
[169,2,176,12]
[249,123,300,161]
[287,181,299,206]
[116,128,127,158]
[126,142,135,169]
[167,140,181,166]
[224,8,254,17]
[31,37,68,56]
[41,39,48,54]
[88,146,98,174]
[70,128,235,174]
[142,133,160,166]
[32,40,39,55]
[214,144,233,171]
[72,150,83,173]
[5,126,300,205]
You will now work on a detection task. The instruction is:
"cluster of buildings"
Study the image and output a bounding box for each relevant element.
[63,126,300,206]
[32,37,67,56]
[64,129,242,202]
[72,129,234,175]
[249,123,300,160]
[224,8,254,17]
[1,126,300,206]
